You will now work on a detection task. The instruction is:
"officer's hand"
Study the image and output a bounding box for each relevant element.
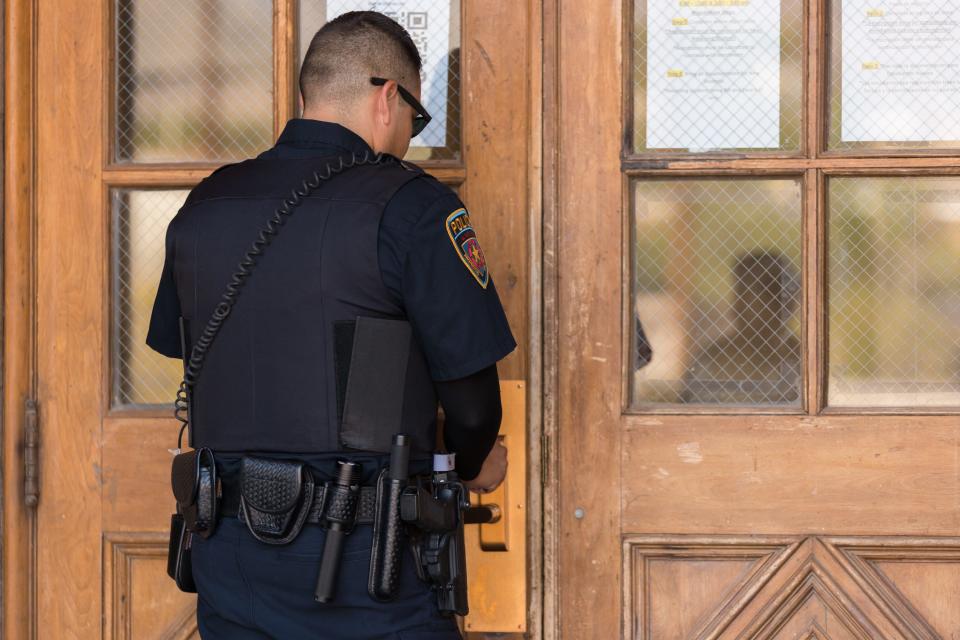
[464,441,508,494]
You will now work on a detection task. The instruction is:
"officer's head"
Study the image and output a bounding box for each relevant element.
[299,11,424,158]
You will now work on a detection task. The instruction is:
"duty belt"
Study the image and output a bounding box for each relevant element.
[218,479,379,525]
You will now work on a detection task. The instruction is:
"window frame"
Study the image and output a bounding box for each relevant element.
[103,0,467,414]
[621,0,960,416]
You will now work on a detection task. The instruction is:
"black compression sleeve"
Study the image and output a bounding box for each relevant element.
[436,364,502,481]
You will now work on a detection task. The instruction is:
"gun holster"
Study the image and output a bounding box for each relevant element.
[401,478,470,616]
[167,447,219,593]
[238,456,316,545]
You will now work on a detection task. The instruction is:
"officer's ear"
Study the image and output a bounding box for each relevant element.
[374,81,400,127]
[297,93,304,113]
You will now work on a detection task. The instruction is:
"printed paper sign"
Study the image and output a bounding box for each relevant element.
[646,0,781,150]
[327,0,451,148]
[842,0,960,142]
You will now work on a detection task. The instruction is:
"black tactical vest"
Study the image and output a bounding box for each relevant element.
[171,157,437,455]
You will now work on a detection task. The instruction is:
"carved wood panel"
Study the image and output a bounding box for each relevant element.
[103,533,200,640]
[625,535,960,639]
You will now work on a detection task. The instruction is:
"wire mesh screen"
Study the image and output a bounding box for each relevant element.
[113,189,189,408]
[631,0,804,153]
[115,0,274,163]
[298,0,462,161]
[827,0,960,151]
[828,177,960,407]
[630,178,803,407]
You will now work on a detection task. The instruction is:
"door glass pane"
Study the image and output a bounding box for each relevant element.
[631,0,804,154]
[115,0,274,163]
[112,189,189,408]
[827,0,960,152]
[297,1,462,161]
[828,177,960,407]
[630,178,803,408]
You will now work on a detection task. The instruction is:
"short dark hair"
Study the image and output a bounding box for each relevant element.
[299,11,422,110]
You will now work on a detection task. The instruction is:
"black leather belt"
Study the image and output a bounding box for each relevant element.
[218,480,378,525]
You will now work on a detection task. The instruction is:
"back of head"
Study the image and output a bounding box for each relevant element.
[299,11,423,113]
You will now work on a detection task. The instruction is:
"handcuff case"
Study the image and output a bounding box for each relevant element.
[170,447,219,539]
[238,456,315,545]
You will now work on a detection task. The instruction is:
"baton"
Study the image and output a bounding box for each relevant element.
[315,460,361,603]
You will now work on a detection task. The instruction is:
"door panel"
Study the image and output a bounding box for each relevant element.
[18,1,534,637]
[551,0,960,638]
[620,415,960,534]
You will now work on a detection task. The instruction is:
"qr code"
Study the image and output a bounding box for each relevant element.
[381,10,429,56]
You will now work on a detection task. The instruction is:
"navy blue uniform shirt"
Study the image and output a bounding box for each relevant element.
[147,118,515,381]
[146,119,516,481]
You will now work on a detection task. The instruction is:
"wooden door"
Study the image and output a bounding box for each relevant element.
[3,1,537,638]
[548,0,960,638]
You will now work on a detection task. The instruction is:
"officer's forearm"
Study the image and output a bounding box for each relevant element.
[435,364,502,481]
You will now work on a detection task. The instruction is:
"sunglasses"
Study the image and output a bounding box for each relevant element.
[370,77,432,138]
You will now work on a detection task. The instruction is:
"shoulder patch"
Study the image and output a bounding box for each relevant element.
[445,208,489,289]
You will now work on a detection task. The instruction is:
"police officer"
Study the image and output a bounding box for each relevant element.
[147,11,515,639]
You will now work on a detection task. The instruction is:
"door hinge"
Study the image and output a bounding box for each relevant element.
[24,399,39,508]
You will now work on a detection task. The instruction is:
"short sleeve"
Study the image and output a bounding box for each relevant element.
[398,191,516,381]
[145,219,183,359]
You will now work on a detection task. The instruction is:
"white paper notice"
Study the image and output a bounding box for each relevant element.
[326,1,451,148]
[841,1,960,142]
[646,0,781,151]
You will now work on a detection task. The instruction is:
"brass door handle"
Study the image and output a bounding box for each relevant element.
[464,504,501,525]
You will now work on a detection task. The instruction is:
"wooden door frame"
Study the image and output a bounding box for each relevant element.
[542,1,625,638]
[541,0,561,638]
[525,1,547,639]
[4,0,38,638]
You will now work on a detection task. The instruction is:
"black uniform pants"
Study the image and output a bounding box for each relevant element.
[191,517,462,639]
